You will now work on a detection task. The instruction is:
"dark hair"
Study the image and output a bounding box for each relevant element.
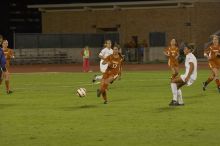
[185,43,194,52]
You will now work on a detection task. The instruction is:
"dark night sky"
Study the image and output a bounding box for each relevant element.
[28,0,161,4]
[0,0,162,45]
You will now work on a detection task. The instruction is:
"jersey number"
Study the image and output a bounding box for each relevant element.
[112,63,118,68]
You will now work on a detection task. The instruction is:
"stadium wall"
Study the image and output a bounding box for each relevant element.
[41,2,220,57]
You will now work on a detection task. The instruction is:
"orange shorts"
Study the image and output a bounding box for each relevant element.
[216,58,220,67]
[209,60,219,69]
[103,71,119,80]
[168,59,178,68]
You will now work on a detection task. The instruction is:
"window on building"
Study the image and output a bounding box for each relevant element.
[149,32,166,47]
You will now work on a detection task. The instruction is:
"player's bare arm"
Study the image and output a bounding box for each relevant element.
[163,50,170,56]
[99,55,105,60]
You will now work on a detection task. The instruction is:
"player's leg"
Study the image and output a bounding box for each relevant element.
[92,63,107,83]
[0,71,3,85]
[171,66,179,79]
[169,77,185,106]
[83,59,86,72]
[4,71,12,94]
[213,68,220,92]
[87,58,90,72]
[176,82,185,105]
[85,58,89,72]
[202,70,214,91]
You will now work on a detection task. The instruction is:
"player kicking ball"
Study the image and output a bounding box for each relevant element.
[97,45,123,104]
[169,44,197,106]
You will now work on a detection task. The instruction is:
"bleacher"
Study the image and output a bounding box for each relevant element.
[11,49,73,65]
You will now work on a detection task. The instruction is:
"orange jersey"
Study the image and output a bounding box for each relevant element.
[3,48,14,69]
[103,54,123,77]
[204,45,220,61]
[204,45,220,69]
[164,47,179,67]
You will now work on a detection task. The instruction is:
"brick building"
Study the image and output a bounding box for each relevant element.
[29,0,220,57]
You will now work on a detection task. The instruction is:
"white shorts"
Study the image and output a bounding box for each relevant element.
[180,75,195,86]
[100,60,108,73]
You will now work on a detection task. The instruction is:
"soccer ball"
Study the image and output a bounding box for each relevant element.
[76,88,87,97]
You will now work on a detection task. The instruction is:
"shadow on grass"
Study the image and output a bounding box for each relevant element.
[60,105,98,111]
[185,93,207,99]
[0,104,17,109]
[156,106,180,113]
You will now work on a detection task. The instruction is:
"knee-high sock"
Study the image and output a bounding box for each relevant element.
[5,80,10,92]
[171,83,178,101]
[100,83,108,101]
[205,77,214,86]
[215,79,220,87]
[177,89,183,104]
[102,91,107,101]
[100,83,108,92]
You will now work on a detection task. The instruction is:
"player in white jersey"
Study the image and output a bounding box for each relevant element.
[92,40,113,83]
[169,44,197,106]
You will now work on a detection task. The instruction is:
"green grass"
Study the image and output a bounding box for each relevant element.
[0,70,220,146]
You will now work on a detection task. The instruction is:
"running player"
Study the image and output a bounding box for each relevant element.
[164,38,179,79]
[169,44,197,106]
[92,40,113,83]
[0,36,8,94]
[97,45,123,104]
[1,40,14,94]
[202,35,220,92]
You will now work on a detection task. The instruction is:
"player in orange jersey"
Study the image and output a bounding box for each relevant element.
[163,38,179,79]
[203,35,220,92]
[97,45,123,104]
[1,40,14,94]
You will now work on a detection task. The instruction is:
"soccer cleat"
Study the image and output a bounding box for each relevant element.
[97,89,101,97]
[92,75,97,83]
[103,100,108,104]
[177,103,185,106]
[202,82,207,91]
[110,80,114,84]
[7,90,13,94]
[6,90,13,94]
[169,100,179,106]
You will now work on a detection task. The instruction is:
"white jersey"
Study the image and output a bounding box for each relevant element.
[99,47,113,61]
[99,47,113,73]
[184,53,197,80]
[180,52,197,86]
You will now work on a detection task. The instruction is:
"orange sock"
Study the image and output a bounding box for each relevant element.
[206,77,214,85]
[100,83,108,102]
[5,80,10,92]
[215,79,220,87]
[102,91,107,101]
[101,83,108,92]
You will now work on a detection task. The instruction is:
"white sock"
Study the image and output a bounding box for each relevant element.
[171,83,178,101]
[177,89,184,104]
[95,75,103,81]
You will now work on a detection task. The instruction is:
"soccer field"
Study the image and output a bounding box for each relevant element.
[0,70,220,146]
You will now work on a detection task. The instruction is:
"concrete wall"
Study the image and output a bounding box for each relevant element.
[148,47,166,62]
[13,48,101,64]
[41,2,220,56]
